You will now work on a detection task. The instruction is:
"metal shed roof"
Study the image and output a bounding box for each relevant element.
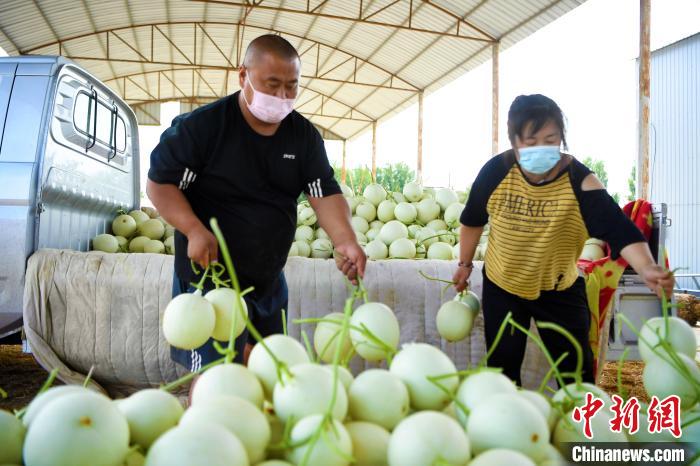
[0,0,586,140]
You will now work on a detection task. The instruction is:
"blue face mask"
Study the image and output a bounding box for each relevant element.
[518,145,561,174]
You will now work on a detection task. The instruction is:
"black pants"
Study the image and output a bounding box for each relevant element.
[482,269,595,387]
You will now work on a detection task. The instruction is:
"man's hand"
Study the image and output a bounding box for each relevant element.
[333,241,367,285]
[452,265,472,293]
[640,264,675,300]
[187,225,219,269]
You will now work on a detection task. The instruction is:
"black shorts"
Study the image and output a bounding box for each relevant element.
[170,272,287,372]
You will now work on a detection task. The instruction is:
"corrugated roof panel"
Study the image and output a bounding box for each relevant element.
[370,30,437,75]
[0,0,587,140]
[132,102,161,125]
[410,2,461,36]
[327,118,371,139]
[330,21,398,61]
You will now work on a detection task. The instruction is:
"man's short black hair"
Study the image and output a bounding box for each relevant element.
[243,34,300,67]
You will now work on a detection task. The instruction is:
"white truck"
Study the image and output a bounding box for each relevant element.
[0,56,139,339]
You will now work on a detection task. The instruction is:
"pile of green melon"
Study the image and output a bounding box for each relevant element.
[291,182,490,261]
[91,207,174,255]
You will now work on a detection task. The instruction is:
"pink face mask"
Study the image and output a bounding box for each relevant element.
[242,73,296,124]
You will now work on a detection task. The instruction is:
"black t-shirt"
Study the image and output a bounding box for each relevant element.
[148,92,341,295]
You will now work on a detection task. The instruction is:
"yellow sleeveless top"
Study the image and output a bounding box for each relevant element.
[484,164,588,300]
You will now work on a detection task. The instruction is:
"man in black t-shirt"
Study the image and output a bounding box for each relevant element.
[147,35,366,373]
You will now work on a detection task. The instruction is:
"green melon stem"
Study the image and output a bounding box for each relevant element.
[508,319,568,390]
[478,311,513,368]
[159,357,225,392]
[209,218,289,377]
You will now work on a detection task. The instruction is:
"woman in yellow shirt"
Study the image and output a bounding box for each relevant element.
[453,94,674,385]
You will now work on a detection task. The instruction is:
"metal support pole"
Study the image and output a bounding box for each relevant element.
[372,121,377,182]
[492,41,500,155]
[341,140,347,184]
[638,0,651,200]
[417,91,424,183]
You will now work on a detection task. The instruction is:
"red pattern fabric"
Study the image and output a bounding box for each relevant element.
[577,199,659,379]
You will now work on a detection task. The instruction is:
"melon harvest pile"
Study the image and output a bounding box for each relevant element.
[91,207,174,255]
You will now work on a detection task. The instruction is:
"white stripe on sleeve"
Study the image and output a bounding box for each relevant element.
[179,168,190,191]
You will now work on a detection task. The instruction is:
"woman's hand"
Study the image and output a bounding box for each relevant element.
[452,265,472,293]
[639,264,675,299]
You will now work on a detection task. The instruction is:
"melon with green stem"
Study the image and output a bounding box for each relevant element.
[162,289,215,350]
[313,312,354,363]
[112,214,137,238]
[287,415,352,466]
[311,238,334,258]
[356,201,377,222]
[363,184,387,207]
[294,240,311,257]
[351,216,370,234]
[389,343,459,411]
[435,188,458,211]
[427,242,454,260]
[402,182,423,202]
[295,225,315,242]
[436,300,474,342]
[349,302,400,362]
[115,389,183,450]
[22,386,92,427]
[128,236,150,253]
[389,238,416,259]
[345,421,390,466]
[180,395,270,464]
[247,334,310,399]
[379,221,408,246]
[191,363,264,408]
[426,219,448,232]
[387,411,470,466]
[273,363,348,423]
[394,202,417,224]
[469,449,536,466]
[455,371,517,427]
[128,210,150,226]
[137,219,165,240]
[92,234,119,253]
[348,369,410,431]
[204,288,248,342]
[23,391,129,466]
[144,422,248,466]
[416,198,440,224]
[0,409,24,465]
[638,316,698,362]
[163,236,175,254]
[365,240,388,260]
[642,352,700,409]
[377,200,397,223]
[467,392,550,461]
[143,240,165,254]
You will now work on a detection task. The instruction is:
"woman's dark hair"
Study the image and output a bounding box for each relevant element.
[507,94,568,150]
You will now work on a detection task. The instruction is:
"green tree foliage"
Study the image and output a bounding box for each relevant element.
[581,156,609,188]
[376,163,416,194]
[581,156,622,204]
[332,163,416,195]
[627,166,637,201]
